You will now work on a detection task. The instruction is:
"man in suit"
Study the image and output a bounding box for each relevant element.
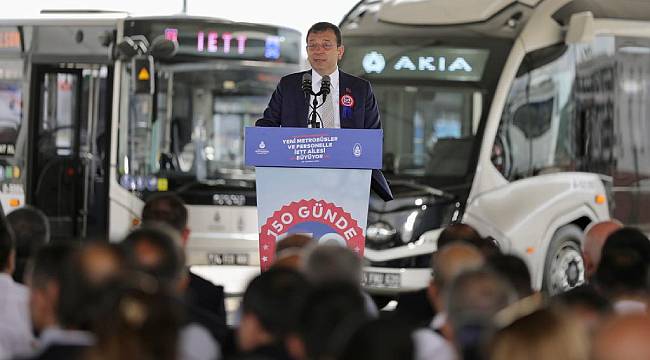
[256,22,392,201]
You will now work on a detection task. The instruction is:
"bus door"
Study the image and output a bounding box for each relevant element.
[28,65,112,241]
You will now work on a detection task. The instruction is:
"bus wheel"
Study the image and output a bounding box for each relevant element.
[542,224,585,295]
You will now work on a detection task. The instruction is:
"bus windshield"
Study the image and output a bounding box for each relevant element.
[340,39,512,180]
[117,61,295,191]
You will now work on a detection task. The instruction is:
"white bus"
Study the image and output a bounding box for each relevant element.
[339,0,650,295]
[0,13,301,293]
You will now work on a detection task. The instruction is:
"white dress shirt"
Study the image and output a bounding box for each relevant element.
[310,68,340,128]
[0,273,35,358]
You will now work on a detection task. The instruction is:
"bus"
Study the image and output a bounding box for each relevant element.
[339,0,650,296]
[0,13,301,294]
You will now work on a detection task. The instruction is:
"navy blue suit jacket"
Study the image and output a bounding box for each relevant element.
[256,70,393,201]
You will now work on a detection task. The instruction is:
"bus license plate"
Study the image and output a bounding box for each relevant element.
[207,253,249,266]
[362,271,401,288]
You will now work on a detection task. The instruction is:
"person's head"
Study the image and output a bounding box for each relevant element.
[583,220,623,280]
[238,268,310,352]
[437,223,482,250]
[141,193,189,245]
[273,234,313,270]
[6,206,49,283]
[487,254,533,299]
[489,307,589,360]
[594,227,650,301]
[446,267,517,358]
[121,224,186,293]
[592,314,650,360]
[0,218,15,274]
[303,244,362,286]
[288,283,368,360]
[29,243,77,333]
[85,279,182,360]
[57,242,124,331]
[429,243,484,312]
[552,285,612,333]
[339,318,414,360]
[306,22,344,76]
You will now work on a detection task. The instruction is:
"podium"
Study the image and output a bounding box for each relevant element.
[245,127,383,270]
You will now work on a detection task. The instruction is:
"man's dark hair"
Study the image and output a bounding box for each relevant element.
[487,254,533,299]
[552,284,612,314]
[7,206,50,282]
[340,318,414,360]
[57,244,122,330]
[121,225,184,286]
[306,22,342,46]
[242,268,310,338]
[31,242,77,289]
[141,193,188,232]
[0,218,15,271]
[594,227,650,297]
[296,282,368,359]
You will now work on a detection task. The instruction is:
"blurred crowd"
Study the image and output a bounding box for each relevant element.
[0,194,648,360]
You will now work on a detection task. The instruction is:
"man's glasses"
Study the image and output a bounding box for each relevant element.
[306,43,336,51]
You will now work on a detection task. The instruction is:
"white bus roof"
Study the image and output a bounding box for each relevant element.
[357,0,650,26]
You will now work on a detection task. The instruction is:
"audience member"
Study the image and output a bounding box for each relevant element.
[446,267,517,360]
[141,193,227,329]
[6,205,50,284]
[489,307,589,360]
[28,242,122,360]
[591,314,650,360]
[236,268,310,359]
[302,244,378,316]
[594,227,650,314]
[272,234,313,270]
[487,254,534,299]
[84,278,182,360]
[437,223,500,256]
[552,284,612,333]
[339,318,414,360]
[412,243,485,360]
[287,283,368,360]
[121,225,222,360]
[0,219,34,358]
[583,220,622,281]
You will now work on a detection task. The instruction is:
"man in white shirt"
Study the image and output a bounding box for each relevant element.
[0,222,35,358]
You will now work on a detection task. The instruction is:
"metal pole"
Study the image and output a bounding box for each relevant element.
[182,0,187,14]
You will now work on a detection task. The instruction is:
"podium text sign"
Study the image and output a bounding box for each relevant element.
[245,127,382,270]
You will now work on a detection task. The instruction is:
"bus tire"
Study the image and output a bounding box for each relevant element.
[542,224,585,295]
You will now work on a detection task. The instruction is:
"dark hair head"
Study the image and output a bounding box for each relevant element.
[552,284,612,315]
[487,254,533,299]
[6,205,49,259]
[296,282,368,359]
[307,22,342,46]
[340,318,414,360]
[87,277,181,360]
[30,242,77,289]
[595,227,650,297]
[121,224,185,287]
[242,268,310,338]
[58,243,124,330]
[141,193,188,232]
[0,218,15,271]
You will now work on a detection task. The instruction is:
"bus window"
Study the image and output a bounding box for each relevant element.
[494,44,577,180]
[0,60,22,154]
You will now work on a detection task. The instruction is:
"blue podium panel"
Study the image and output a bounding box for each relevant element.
[246,126,381,270]
[245,127,382,169]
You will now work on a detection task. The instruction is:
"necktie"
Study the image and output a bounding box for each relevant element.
[319,81,335,128]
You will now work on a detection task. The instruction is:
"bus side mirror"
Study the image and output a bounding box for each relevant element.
[565,11,595,44]
[150,36,178,59]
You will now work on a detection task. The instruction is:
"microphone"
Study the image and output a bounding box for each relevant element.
[320,75,331,101]
[302,72,312,99]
